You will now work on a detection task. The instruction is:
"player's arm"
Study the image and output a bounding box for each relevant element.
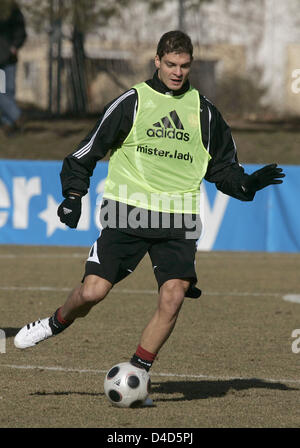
[202,100,284,200]
[57,89,138,228]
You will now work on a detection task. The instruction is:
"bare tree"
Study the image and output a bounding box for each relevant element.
[145,0,213,31]
[20,0,133,115]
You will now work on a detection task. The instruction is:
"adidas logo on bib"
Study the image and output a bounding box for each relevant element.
[146,110,190,141]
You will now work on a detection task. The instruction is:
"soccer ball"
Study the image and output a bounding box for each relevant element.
[104,362,151,408]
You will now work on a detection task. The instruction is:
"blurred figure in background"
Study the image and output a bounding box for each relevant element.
[0,1,26,137]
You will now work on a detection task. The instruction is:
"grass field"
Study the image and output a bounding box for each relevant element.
[1,117,299,432]
[0,245,299,429]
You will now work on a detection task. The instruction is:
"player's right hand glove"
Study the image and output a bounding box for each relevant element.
[57,195,82,228]
[242,163,285,193]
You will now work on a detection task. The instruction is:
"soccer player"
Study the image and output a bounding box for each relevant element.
[14,31,284,396]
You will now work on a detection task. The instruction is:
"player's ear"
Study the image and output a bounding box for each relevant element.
[154,55,161,70]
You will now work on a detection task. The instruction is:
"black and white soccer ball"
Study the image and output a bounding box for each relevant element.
[104,362,151,408]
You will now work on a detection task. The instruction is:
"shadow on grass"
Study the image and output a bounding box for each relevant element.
[29,378,299,402]
[150,378,299,402]
[1,327,19,338]
[30,391,103,397]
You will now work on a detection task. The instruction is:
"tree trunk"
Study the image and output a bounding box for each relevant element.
[71,27,88,114]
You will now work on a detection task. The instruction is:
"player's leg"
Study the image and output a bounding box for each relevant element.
[14,275,112,350]
[14,229,118,349]
[130,238,198,371]
[14,229,149,349]
[139,277,190,353]
[59,275,112,321]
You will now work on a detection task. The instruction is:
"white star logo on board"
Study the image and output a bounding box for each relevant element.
[38,195,66,237]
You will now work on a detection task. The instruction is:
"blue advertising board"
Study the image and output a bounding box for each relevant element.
[0,159,299,252]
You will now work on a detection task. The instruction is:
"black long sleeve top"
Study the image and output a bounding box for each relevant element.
[60,71,255,239]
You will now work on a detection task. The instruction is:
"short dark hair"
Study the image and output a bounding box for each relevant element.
[156,30,193,60]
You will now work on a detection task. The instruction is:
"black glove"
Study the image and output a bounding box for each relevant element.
[57,194,82,228]
[243,164,285,193]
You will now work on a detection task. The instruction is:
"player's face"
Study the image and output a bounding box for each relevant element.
[155,52,192,91]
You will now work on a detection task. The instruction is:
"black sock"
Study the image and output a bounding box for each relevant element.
[130,354,152,372]
[48,308,73,335]
[130,345,157,372]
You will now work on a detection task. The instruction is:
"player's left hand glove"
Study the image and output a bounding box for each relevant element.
[242,163,285,193]
[57,194,82,228]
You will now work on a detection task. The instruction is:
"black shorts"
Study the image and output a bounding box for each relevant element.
[84,228,198,291]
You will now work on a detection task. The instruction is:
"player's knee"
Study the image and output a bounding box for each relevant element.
[161,279,188,300]
[80,277,111,306]
[159,280,186,317]
[80,287,99,306]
